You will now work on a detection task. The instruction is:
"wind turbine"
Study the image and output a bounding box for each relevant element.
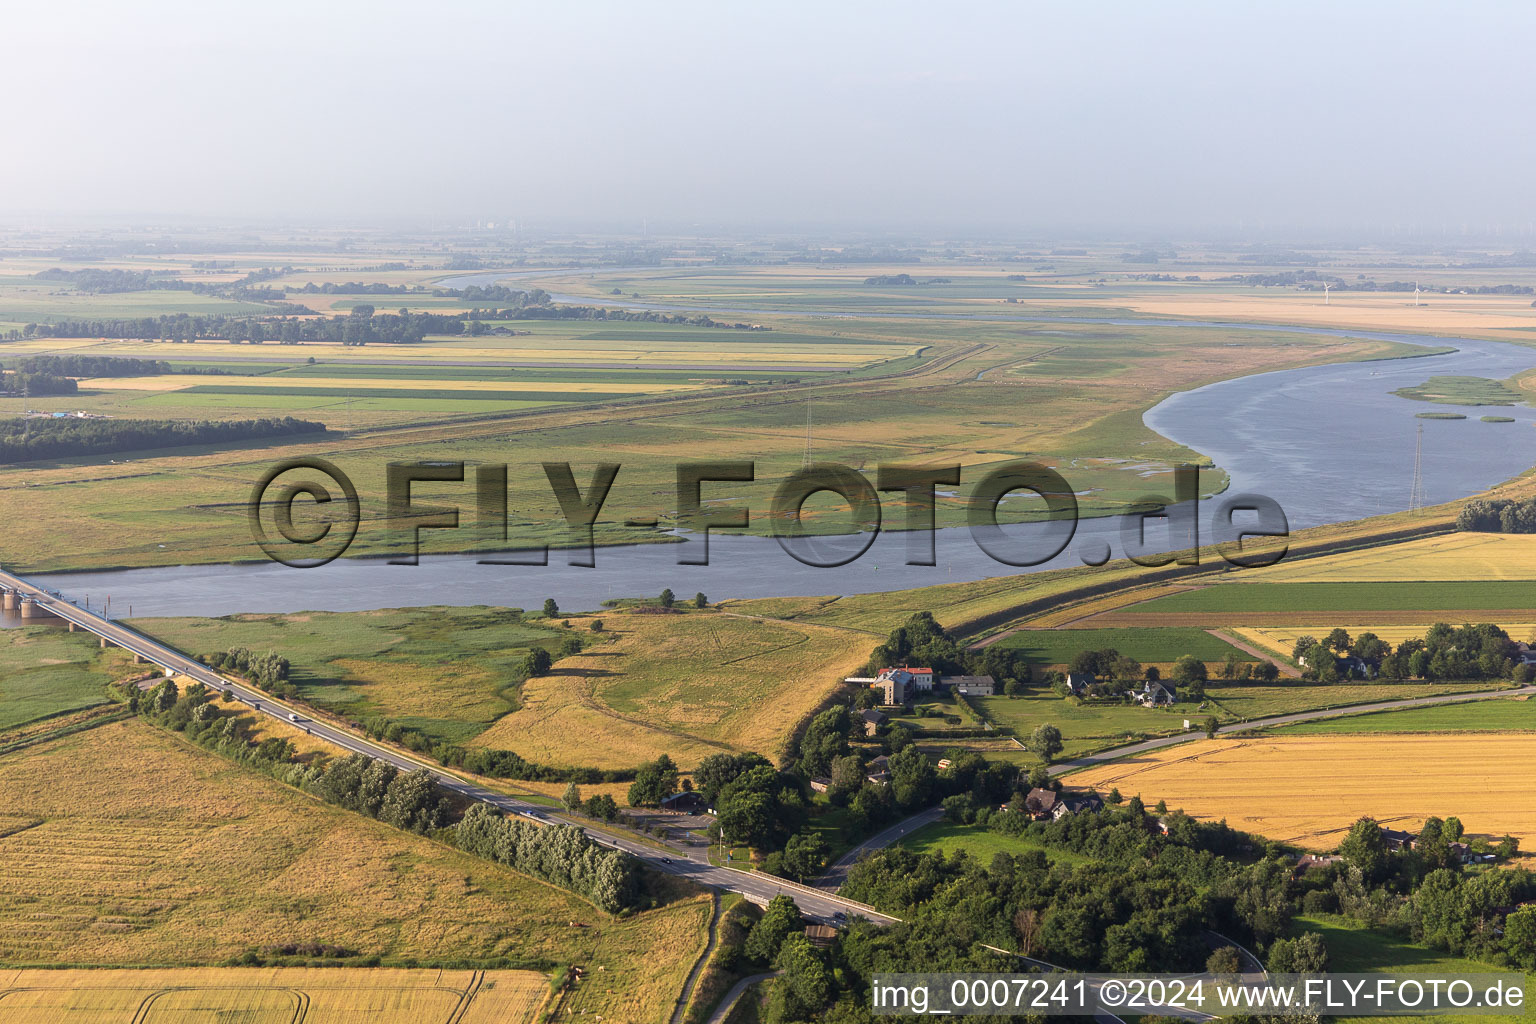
[1322,281,1331,305]
[1414,282,1422,307]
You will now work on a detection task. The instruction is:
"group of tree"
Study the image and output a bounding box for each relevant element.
[202,646,292,695]
[0,370,76,396]
[561,781,621,822]
[1458,497,1536,534]
[1292,623,1525,682]
[5,355,170,377]
[456,804,640,912]
[0,416,325,464]
[364,716,639,784]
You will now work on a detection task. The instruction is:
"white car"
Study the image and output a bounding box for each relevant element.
[288,713,299,722]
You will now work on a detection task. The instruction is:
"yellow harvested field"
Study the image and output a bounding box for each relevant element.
[1237,624,1536,659]
[1057,289,1536,338]
[1244,533,1536,583]
[82,375,712,393]
[1070,735,1536,849]
[471,611,874,768]
[0,967,547,1023]
[14,336,905,366]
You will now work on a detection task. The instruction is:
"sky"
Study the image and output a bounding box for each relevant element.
[5,0,1536,236]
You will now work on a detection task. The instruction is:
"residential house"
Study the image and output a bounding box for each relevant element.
[866,754,892,786]
[1381,828,1416,852]
[1024,787,1060,819]
[1293,854,1344,877]
[809,778,832,794]
[1514,642,1536,666]
[1064,672,1094,696]
[936,758,953,771]
[1051,791,1104,820]
[948,674,996,696]
[1135,681,1178,707]
[858,708,887,737]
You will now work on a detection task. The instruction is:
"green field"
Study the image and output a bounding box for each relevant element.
[897,820,1090,866]
[1135,581,1536,613]
[1271,696,1536,734]
[131,606,572,743]
[992,626,1256,664]
[0,627,120,731]
[975,690,1208,760]
[180,384,639,402]
[1297,915,1533,1024]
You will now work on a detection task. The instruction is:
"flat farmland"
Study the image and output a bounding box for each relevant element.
[1242,532,1536,583]
[973,691,1209,762]
[1088,580,1536,627]
[469,610,873,769]
[0,967,546,1023]
[1271,695,1536,734]
[1068,734,1536,849]
[990,626,1256,665]
[0,719,711,1021]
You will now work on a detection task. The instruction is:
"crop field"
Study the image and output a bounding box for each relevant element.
[1068,734,1536,849]
[1243,532,1536,583]
[135,607,572,744]
[990,626,1256,665]
[1091,580,1536,627]
[0,719,711,1020]
[1205,679,1498,719]
[1271,695,1536,734]
[0,967,547,1023]
[0,626,125,731]
[469,610,873,769]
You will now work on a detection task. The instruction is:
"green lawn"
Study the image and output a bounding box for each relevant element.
[1296,914,1533,1024]
[0,627,120,730]
[993,627,1256,665]
[131,606,572,743]
[1271,696,1536,734]
[898,820,1090,866]
[975,690,1209,760]
[1206,680,1503,721]
[1136,581,1536,614]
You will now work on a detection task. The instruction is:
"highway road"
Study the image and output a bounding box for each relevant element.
[0,568,894,927]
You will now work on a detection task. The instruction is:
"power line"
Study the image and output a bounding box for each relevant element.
[1408,421,1425,511]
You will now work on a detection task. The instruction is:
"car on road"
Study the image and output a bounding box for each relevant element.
[662,857,672,863]
[288,713,299,722]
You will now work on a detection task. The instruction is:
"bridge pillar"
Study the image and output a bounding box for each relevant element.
[68,622,78,632]
[20,599,57,620]
[100,637,110,648]
[2,590,18,611]
[134,654,146,664]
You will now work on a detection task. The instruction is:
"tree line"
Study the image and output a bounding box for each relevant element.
[1291,623,1526,682]
[6,355,171,377]
[0,416,326,463]
[457,804,639,913]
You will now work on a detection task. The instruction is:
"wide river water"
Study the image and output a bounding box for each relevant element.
[33,296,1536,616]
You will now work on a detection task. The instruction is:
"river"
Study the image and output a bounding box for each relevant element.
[31,278,1536,616]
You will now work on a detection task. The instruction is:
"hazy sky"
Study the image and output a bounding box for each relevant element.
[7,0,1535,234]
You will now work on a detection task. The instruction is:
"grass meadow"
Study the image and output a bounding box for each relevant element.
[991,626,1255,665]
[469,609,873,769]
[0,626,126,732]
[133,607,573,744]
